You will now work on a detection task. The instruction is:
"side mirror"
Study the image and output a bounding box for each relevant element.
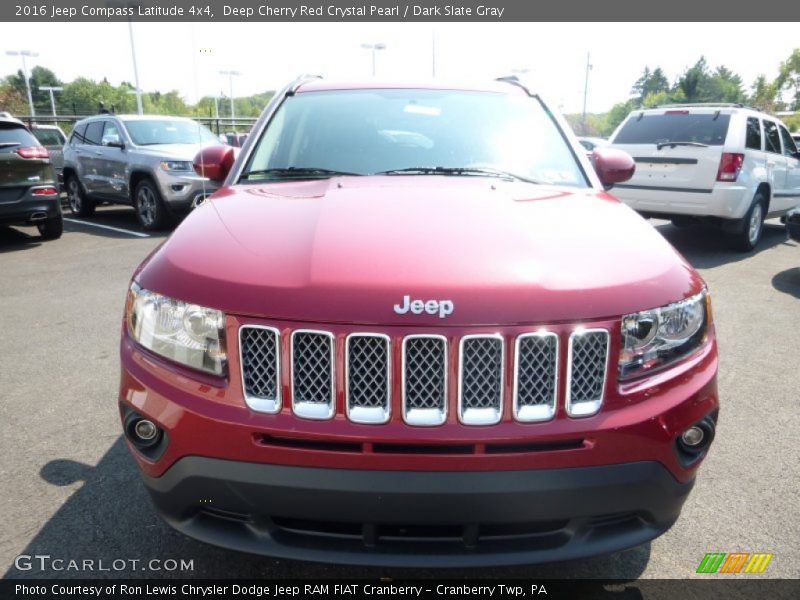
[591,148,635,189]
[194,145,235,182]
[102,135,124,149]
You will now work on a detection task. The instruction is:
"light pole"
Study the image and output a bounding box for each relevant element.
[39,85,63,117]
[219,70,240,122]
[582,52,593,135]
[127,88,144,112]
[431,32,436,78]
[6,50,38,117]
[360,43,386,77]
[127,21,144,114]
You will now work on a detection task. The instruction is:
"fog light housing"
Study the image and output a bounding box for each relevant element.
[134,419,158,441]
[681,426,705,447]
[676,414,716,465]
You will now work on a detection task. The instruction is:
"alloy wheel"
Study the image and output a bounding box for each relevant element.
[137,186,156,227]
[748,203,763,245]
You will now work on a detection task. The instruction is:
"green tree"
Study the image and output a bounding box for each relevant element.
[676,57,709,102]
[631,66,670,106]
[702,66,746,103]
[776,49,800,110]
[749,75,781,112]
[0,81,27,114]
[5,65,62,111]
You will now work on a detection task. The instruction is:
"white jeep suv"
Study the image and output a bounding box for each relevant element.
[609,104,800,250]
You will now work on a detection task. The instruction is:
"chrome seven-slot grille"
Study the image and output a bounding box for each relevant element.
[240,327,609,424]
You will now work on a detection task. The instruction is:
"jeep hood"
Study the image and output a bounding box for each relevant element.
[137,176,703,325]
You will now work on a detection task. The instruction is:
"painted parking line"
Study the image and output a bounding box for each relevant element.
[63,218,150,238]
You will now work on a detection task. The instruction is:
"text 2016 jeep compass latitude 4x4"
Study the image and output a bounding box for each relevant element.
[119,77,719,566]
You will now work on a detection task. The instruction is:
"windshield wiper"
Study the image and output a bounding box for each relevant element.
[656,141,709,150]
[375,166,539,184]
[241,167,362,180]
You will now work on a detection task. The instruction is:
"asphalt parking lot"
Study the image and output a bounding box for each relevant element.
[1,206,799,580]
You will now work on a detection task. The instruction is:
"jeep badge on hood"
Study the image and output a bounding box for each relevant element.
[393,295,454,319]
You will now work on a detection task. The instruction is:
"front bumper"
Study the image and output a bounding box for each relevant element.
[153,170,218,211]
[120,316,718,564]
[142,458,693,567]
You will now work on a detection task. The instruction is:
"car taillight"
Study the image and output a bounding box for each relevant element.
[716,152,744,182]
[16,146,49,159]
[32,186,58,196]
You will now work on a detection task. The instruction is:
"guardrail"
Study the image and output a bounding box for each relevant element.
[12,114,258,135]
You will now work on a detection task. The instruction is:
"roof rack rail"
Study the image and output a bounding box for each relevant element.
[287,74,322,95]
[495,75,534,97]
[655,102,761,111]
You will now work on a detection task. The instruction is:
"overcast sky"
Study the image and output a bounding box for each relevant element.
[1,22,797,113]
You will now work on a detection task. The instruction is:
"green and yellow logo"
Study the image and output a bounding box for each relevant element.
[696,552,773,574]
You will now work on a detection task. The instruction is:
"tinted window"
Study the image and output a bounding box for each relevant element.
[32,128,65,146]
[70,122,88,145]
[0,123,39,153]
[763,121,781,154]
[745,118,762,151]
[613,112,731,146]
[779,126,797,156]
[124,119,218,145]
[84,121,104,145]
[246,89,587,187]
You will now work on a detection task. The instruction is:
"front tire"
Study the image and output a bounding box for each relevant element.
[731,193,766,252]
[66,175,95,217]
[134,179,170,231]
[37,215,63,240]
[671,216,693,229]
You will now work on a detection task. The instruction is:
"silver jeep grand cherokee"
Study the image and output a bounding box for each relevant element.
[62,115,223,230]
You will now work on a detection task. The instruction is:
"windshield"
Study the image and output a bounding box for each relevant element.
[613,112,731,146]
[124,119,218,146]
[243,89,587,187]
[32,128,65,146]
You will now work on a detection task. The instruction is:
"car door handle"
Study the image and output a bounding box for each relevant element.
[94,150,103,156]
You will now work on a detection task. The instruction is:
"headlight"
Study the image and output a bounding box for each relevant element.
[126,283,227,376]
[619,290,710,381]
[160,160,192,172]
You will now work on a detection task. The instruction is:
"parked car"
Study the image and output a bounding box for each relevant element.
[792,132,800,146]
[0,115,62,239]
[578,136,608,152]
[609,104,800,251]
[62,115,223,230]
[222,132,249,148]
[119,77,718,566]
[30,124,67,190]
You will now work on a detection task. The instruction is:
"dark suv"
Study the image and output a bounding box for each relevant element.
[0,116,62,240]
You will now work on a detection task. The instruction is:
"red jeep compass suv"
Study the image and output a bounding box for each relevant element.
[119,77,718,566]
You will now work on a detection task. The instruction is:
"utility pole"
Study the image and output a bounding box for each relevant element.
[6,50,38,117]
[582,52,593,135]
[39,85,63,117]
